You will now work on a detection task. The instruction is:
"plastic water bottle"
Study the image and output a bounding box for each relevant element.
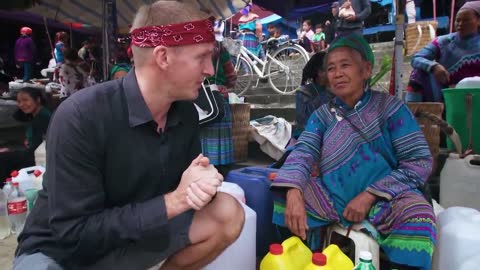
[353,251,376,270]
[3,178,12,196]
[0,189,11,239]
[7,182,27,234]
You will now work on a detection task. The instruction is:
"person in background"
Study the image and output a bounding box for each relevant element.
[109,49,131,80]
[299,19,315,53]
[58,48,94,100]
[200,43,237,176]
[13,1,244,269]
[312,24,326,52]
[237,2,264,58]
[272,34,436,270]
[336,0,371,36]
[293,51,331,139]
[324,20,335,48]
[0,87,51,181]
[214,19,225,42]
[77,40,93,64]
[406,1,480,102]
[15,27,36,82]
[54,31,69,65]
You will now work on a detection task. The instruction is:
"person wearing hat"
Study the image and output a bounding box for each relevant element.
[407,0,480,102]
[271,34,436,270]
[14,27,36,82]
[336,0,371,37]
[13,1,244,270]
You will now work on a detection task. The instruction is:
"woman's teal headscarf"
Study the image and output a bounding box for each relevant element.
[327,34,375,69]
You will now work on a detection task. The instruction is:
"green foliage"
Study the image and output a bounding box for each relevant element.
[369,54,392,88]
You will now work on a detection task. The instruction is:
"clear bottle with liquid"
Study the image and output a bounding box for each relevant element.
[353,251,376,270]
[7,182,27,234]
[0,189,11,239]
[3,178,12,196]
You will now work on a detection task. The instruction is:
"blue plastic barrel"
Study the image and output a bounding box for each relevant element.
[226,166,277,257]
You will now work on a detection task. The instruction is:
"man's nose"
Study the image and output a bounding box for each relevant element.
[204,59,215,77]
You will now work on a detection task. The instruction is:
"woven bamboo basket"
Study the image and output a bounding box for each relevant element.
[407,102,444,172]
[230,103,251,162]
[405,21,438,56]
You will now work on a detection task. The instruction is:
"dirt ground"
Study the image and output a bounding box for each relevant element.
[0,235,16,270]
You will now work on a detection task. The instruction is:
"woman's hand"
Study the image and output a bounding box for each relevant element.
[285,188,309,240]
[432,64,450,85]
[343,191,377,223]
[0,147,9,153]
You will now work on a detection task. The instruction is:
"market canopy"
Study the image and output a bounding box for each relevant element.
[2,0,251,30]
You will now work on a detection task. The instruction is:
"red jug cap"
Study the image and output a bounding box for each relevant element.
[312,252,327,266]
[269,243,283,255]
[10,171,19,177]
[33,170,42,177]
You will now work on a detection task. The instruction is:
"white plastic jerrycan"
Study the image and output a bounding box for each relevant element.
[440,154,480,209]
[432,207,480,270]
[203,182,257,270]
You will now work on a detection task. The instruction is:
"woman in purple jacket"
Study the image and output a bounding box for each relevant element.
[14,27,36,82]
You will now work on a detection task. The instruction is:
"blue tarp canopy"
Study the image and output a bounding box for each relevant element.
[255,0,394,19]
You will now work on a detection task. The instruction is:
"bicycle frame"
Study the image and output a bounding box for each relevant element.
[235,45,288,80]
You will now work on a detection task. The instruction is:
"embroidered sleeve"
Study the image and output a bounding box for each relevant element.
[411,37,443,72]
[272,110,325,193]
[367,103,433,200]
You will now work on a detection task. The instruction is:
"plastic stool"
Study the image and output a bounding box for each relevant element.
[324,223,380,270]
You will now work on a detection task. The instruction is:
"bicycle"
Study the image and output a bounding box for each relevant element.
[229,36,310,96]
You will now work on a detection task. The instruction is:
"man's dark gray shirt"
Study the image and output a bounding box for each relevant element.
[16,70,201,267]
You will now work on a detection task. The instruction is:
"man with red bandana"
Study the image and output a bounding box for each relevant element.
[13,2,245,270]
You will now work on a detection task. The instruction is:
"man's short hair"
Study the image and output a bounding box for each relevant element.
[304,19,312,26]
[130,1,209,66]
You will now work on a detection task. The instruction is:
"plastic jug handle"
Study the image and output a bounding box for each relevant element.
[281,237,302,252]
[465,155,480,169]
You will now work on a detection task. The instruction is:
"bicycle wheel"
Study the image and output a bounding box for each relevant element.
[267,45,309,95]
[232,56,253,96]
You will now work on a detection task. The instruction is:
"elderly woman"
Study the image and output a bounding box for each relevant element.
[294,51,332,139]
[272,34,436,270]
[406,1,480,102]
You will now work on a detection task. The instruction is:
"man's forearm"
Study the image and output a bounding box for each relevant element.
[164,191,190,219]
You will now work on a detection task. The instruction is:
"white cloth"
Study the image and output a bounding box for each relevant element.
[249,116,291,160]
[406,0,416,24]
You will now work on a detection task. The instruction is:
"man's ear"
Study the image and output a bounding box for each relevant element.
[152,46,168,70]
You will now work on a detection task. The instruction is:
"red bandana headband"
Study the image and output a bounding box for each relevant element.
[130,17,215,48]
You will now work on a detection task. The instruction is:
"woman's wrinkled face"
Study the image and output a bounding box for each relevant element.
[17,92,40,114]
[326,47,372,103]
[456,9,480,38]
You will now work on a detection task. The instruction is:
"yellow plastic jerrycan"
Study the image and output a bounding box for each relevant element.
[260,236,312,270]
[322,244,354,270]
[304,252,333,270]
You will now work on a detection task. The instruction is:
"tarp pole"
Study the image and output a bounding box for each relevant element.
[450,0,456,33]
[43,16,55,64]
[433,0,437,21]
[394,0,405,99]
[102,0,109,81]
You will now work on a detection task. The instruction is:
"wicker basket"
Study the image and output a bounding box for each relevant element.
[407,102,444,172]
[405,21,438,56]
[230,103,251,162]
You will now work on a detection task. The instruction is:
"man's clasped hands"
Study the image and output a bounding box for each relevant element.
[175,154,224,211]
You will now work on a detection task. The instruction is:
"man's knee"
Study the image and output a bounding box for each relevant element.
[209,192,245,242]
